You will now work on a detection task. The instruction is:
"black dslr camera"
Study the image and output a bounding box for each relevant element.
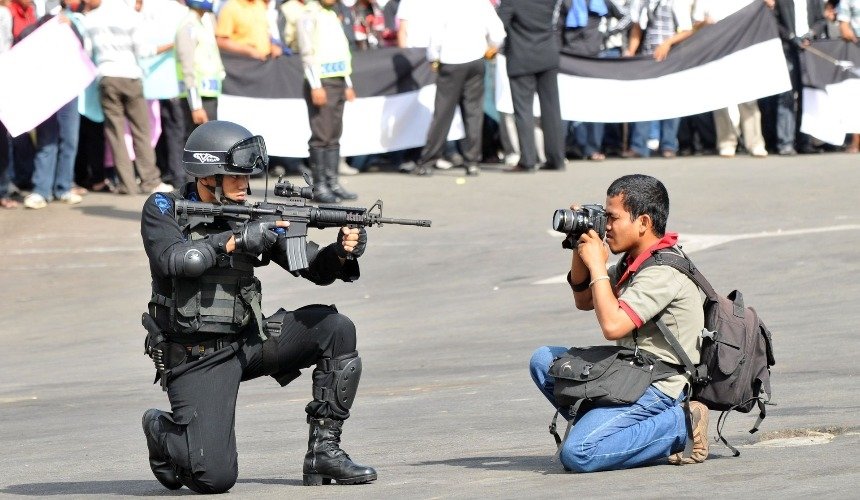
[552,204,607,249]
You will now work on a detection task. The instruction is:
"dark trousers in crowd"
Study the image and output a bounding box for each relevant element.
[75,116,106,190]
[99,76,162,194]
[0,121,11,199]
[156,98,187,187]
[153,305,357,494]
[677,111,716,155]
[765,45,811,154]
[509,68,566,169]
[418,58,485,168]
[10,132,35,191]
[156,97,218,186]
[306,78,346,149]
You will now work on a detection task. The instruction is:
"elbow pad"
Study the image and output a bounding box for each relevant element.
[167,231,231,277]
[168,242,217,277]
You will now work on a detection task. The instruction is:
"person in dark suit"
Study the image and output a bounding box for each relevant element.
[762,0,827,155]
[498,0,567,171]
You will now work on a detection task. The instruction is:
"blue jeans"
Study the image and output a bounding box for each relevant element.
[574,122,605,157]
[530,346,687,472]
[32,98,80,199]
[629,118,680,156]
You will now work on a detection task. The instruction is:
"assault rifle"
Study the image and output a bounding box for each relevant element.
[174,175,432,271]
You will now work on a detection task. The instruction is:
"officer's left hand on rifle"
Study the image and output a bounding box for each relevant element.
[231,220,290,255]
[335,227,367,260]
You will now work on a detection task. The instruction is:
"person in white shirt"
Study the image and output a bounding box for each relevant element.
[395,0,433,48]
[412,0,505,176]
[81,0,173,195]
[693,0,768,158]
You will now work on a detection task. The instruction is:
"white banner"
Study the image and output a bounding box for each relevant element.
[0,18,96,137]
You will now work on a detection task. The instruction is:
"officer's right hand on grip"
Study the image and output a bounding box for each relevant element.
[233,221,280,255]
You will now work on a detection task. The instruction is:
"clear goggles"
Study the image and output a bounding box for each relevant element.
[226,135,268,172]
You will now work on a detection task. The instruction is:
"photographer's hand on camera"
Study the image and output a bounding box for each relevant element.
[577,229,608,272]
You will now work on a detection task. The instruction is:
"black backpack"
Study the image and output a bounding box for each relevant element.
[639,250,776,456]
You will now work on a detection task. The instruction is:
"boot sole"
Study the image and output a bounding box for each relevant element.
[303,472,377,486]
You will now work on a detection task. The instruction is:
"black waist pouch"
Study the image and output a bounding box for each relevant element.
[550,345,681,411]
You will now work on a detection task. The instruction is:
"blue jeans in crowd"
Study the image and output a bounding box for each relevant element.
[529,346,687,472]
[32,98,80,200]
[573,121,605,157]
[629,118,680,156]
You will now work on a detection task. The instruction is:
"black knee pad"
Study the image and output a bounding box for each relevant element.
[313,351,362,413]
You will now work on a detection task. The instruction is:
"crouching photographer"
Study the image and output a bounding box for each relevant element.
[529,174,708,472]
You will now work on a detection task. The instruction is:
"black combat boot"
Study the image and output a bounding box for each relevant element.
[303,416,377,485]
[325,147,358,201]
[142,409,183,490]
[310,148,340,203]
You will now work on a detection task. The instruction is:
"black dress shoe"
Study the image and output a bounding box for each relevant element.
[542,160,567,171]
[464,163,479,176]
[505,164,537,173]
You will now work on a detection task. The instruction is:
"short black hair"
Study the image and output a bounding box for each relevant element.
[606,174,669,236]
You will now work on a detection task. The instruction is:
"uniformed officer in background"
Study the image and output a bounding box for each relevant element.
[176,0,224,129]
[297,0,358,203]
[140,120,377,493]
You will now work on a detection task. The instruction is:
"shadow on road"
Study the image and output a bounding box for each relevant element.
[415,455,561,474]
[76,204,142,222]
[0,477,303,496]
[0,480,188,496]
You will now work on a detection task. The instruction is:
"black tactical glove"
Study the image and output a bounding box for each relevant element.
[335,227,368,259]
[234,221,279,255]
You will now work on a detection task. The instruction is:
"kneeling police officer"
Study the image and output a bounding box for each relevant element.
[140,120,376,493]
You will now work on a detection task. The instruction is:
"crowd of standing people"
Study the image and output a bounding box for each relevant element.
[2,0,860,210]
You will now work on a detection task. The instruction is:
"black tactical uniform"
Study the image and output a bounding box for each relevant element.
[140,121,376,494]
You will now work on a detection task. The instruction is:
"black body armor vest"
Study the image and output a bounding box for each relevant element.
[150,214,262,340]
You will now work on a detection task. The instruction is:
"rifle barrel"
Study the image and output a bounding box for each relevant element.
[376,217,432,227]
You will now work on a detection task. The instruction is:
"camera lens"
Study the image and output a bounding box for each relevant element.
[552,209,573,232]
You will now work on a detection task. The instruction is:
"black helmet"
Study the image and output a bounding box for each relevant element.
[182,120,268,177]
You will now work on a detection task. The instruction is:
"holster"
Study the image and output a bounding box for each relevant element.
[142,312,187,391]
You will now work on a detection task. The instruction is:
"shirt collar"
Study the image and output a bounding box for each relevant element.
[616,232,679,287]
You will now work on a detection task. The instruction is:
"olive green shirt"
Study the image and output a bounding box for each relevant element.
[609,248,704,399]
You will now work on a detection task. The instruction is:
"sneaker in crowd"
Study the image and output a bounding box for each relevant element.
[435,158,453,170]
[718,147,736,158]
[57,192,83,205]
[668,401,710,465]
[750,146,768,158]
[398,160,416,173]
[339,159,359,176]
[503,153,520,167]
[23,193,48,209]
[150,182,174,194]
[71,185,88,196]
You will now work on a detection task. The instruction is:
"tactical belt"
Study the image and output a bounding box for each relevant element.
[182,337,239,361]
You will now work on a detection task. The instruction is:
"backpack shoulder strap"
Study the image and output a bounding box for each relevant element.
[638,249,709,384]
[639,249,720,301]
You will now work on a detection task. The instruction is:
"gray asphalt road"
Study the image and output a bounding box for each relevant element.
[1,153,859,499]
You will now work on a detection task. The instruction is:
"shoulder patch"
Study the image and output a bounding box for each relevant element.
[153,193,173,215]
